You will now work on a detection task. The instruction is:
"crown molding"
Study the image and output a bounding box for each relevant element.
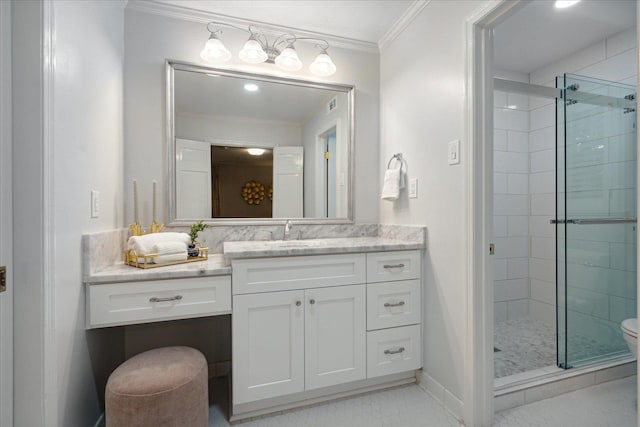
[378,0,431,51]
[126,0,379,54]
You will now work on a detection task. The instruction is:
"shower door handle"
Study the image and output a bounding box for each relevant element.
[550,218,637,225]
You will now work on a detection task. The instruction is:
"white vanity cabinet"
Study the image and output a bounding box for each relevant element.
[231,249,422,408]
[233,284,366,404]
[232,254,367,405]
[86,275,231,329]
[232,290,306,403]
[365,251,422,378]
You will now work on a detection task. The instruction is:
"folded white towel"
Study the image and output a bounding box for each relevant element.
[127,232,190,255]
[151,241,187,255]
[381,167,402,201]
[152,251,188,264]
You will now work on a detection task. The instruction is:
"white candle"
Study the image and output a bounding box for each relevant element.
[152,180,157,222]
[133,179,138,223]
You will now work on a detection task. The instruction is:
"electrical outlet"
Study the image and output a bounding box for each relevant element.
[409,178,418,198]
[448,139,460,165]
[91,190,100,218]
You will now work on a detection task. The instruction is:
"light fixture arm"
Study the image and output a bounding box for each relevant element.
[285,37,330,52]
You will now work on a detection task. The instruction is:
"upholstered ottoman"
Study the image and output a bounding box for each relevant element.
[106,346,208,427]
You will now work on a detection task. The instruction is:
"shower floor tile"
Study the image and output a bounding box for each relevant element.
[494,317,556,378]
[495,317,631,379]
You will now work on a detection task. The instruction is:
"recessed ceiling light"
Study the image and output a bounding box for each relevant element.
[244,83,259,92]
[247,148,265,156]
[555,0,580,9]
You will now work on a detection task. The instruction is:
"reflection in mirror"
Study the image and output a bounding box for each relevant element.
[167,60,354,225]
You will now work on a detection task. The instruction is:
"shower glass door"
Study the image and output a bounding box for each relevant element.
[557,74,637,369]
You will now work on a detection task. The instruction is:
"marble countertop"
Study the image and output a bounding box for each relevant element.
[223,237,425,259]
[84,254,231,284]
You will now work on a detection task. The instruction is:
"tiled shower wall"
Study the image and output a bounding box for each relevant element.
[494,71,531,321]
[494,27,637,327]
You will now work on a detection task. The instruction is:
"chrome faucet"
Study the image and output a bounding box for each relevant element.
[283,220,292,240]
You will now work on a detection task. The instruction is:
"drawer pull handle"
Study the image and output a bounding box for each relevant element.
[384,301,405,308]
[383,263,405,269]
[296,300,302,307]
[384,347,405,355]
[149,295,183,303]
[309,299,316,305]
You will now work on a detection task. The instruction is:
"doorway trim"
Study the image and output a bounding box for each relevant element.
[0,1,13,426]
[464,1,526,426]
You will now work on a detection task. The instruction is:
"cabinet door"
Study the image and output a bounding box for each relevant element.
[233,290,304,404]
[305,284,366,390]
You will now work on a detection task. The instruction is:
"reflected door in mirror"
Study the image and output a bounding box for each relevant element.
[176,139,212,218]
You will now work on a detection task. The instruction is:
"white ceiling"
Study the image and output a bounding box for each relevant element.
[153,1,637,80]
[494,0,636,74]
[151,0,414,44]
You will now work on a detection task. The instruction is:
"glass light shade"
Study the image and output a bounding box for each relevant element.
[309,53,336,76]
[247,148,265,156]
[554,0,580,8]
[275,47,303,71]
[200,36,231,63]
[239,39,268,64]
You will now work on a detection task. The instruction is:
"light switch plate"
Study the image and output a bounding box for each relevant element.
[91,190,100,218]
[448,139,460,165]
[409,178,418,198]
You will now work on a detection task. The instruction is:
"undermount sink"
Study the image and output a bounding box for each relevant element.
[265,240,312,248]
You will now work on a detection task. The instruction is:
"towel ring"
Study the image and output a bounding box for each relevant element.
[387,153,403,170]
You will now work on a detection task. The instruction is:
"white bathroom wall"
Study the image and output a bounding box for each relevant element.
[124,8,380,227]
[379,0,487,414]
[175,113,302,146]
[493,70,531,322]
[51,1,126,425]
[528,27,638,328]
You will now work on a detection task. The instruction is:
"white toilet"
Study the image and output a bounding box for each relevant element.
[621,318,637,358]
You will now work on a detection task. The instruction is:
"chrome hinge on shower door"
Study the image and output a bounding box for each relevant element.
[0,266,6,293]
[489,243,495,256]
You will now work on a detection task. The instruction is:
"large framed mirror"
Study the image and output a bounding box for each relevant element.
[166,60,355,225]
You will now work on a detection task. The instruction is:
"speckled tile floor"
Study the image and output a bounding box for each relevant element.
[494,375,637,427]
[209,385,461,427]
[207,376,637,427]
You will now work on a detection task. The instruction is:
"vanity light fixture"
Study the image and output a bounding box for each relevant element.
[243,83,259,92]
[554,0,580,8]
[247,148,266,156]
[200,21,337,77]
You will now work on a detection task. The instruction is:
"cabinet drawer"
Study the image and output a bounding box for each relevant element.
[87,276,231,328]
[366,251,420,283]
[367,279,420,330]
[232,253,366,295]
[367,324,421,378]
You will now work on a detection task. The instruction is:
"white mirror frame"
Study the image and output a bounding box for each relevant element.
[166,59,356,226]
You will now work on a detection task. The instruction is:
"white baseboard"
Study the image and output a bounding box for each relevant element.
[418,371,464,421]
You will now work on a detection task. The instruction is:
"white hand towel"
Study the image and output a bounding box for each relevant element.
[151,241,187,255]
[127,232,190,255]
[381,167,402,201]
[152,251,188,264]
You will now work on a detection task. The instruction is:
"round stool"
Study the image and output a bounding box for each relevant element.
[106,346,208,427]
